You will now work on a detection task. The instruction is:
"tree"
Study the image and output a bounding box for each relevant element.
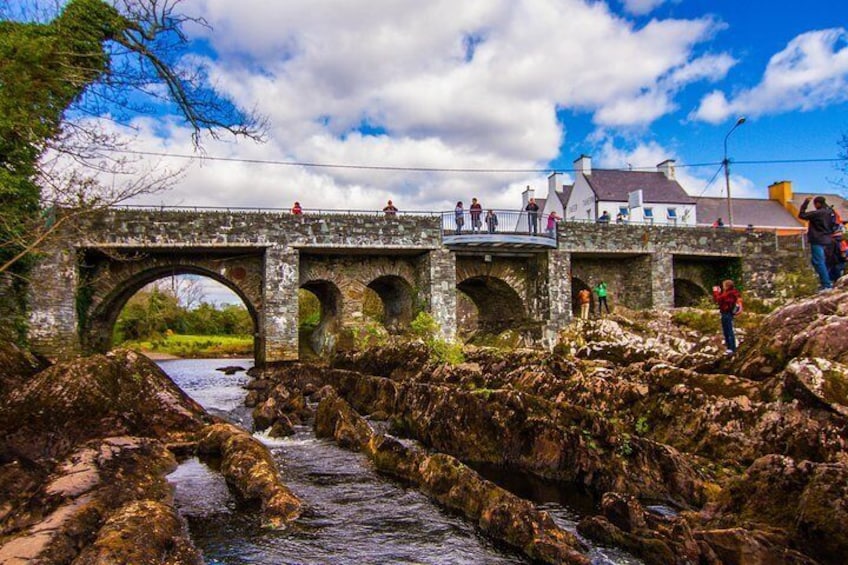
[0,0,265,275]
[837,132,848,192]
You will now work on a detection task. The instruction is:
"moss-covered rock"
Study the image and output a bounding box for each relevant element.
[196,422,301,528]
[0,349,209,462]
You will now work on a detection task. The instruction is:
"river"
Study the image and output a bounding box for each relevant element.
[162,358,642,564]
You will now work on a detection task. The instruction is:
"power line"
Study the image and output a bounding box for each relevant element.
[99,148,848,174]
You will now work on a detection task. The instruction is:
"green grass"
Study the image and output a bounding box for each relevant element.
[120,333,253,358]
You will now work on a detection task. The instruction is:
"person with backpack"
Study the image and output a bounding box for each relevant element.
[827,207,846,283]
[485,209,498,234]
[799,196,835,290]
[712,279,741,354]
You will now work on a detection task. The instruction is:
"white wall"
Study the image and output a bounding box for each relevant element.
[566,175,596,221]
[605,201,696,225]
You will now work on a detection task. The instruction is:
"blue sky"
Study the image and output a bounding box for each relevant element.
[11,0,848,303]
[24,0,846,212]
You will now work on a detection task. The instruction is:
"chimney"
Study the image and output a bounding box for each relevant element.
[573,154,592,176]
[522,185,535,209]
[547,172,564,196]
[768,180,793,208]
[657,159,676,180]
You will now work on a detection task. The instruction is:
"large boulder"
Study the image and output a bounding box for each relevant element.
[0,436,198,565]
[707,454,848,564]
[0,349,209,461]
[197,422,301,528]
[730,279,848,379]
[0,340,47,397]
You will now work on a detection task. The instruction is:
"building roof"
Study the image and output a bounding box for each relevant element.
[583,170,695,205]
[556,185,574,208]
[792,192,848,217]
[695,197,804,228]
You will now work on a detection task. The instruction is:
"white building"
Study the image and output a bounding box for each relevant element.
[543,155,696,226]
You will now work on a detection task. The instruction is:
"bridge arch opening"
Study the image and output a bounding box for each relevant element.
[299,279,343,356]
[674,278,708,308]
[366,275,414,334]
[87,267,258,359]
[456,275,526,337]
[571,277,595,318]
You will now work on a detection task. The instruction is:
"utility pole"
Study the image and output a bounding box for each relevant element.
[723,116,746,228]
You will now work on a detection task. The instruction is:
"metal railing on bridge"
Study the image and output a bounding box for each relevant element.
[441,210,556,239]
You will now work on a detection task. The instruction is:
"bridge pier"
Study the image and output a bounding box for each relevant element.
[544,249,572,346]
[262,247,300,364]
[651,252,675,309]
[427,249,457,341]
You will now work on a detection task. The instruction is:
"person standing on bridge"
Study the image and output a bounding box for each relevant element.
[454,201,465,234]
[470,198,483,233]
[525,197,540,235]
[383,200,398,217]
[485,209,498,233]
[546,211,559,238]
[291,201,302,215]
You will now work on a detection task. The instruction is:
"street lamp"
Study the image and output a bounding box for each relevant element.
[723,116,746,228]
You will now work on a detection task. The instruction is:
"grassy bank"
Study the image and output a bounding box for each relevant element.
[119,334,253,358]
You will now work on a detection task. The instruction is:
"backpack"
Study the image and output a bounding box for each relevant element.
[830,206,844,234]
[732,297,743,316]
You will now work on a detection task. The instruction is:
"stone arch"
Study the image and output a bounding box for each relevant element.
[457,275,526,334]
[84,264,259,359]
[571,277,594,317]
[674,278,708,308]
[299,279,344,356]
[366,275,414,333]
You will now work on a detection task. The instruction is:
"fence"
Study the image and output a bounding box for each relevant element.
[441,210,555,238]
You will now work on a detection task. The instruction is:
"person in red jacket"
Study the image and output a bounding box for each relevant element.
[712,279,740,354]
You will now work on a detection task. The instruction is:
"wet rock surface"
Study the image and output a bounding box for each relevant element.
[250,285,848,563]
[197,422,302,527]
[313,387,591,565]
[0,348,297,563]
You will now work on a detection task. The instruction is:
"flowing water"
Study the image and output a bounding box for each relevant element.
[162,359,641,564]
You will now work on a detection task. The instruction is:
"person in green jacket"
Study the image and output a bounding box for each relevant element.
[594,281,611,316]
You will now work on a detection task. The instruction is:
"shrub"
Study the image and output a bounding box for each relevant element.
[409,312,464,365]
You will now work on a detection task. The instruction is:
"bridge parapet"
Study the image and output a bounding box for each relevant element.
[81,208,442,250]
[556,221,805,256]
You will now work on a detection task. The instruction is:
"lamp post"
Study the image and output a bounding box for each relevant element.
[723,116,746,228]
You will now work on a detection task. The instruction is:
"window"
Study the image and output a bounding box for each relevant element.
[667,207,677,224]
[644,207,654,224]
[618,206,628,216]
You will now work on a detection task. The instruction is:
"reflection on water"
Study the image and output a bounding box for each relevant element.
[164,359,641,565]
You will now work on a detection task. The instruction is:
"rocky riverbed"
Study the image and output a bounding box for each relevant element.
[1,278,846,564]
[244,279,848,565]
[0,348,300,564]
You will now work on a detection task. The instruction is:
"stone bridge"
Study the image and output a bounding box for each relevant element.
[26,208,806,364]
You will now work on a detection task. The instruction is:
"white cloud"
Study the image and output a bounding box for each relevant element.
[619,0,670,16]
[117,0,735,210]
[692,28,848,124]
